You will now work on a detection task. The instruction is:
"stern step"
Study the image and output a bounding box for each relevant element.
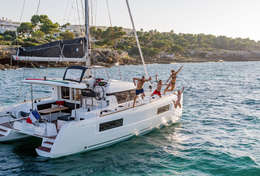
[47,136,56,139]
[37,146,51,153]
[44,141,54,145]
[0,123,12,129]
[0,128,7,133]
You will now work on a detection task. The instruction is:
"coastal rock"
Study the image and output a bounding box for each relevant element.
[0,64,5,70]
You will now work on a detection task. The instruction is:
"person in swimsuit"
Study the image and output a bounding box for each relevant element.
[151,75,163,98]
[164,66,183,95]
[173,87,184,108]
[133,76,151,107]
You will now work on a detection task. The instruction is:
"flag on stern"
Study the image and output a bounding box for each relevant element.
[29,110,41,123]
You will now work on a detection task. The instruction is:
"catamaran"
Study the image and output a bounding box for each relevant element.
[0,0,183,158]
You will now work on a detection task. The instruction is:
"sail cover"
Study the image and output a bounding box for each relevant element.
[13,38,86,62]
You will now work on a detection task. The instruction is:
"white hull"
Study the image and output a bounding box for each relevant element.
[0,99,51,142]
[0,130,28,142]
[0,71,184,158]
[36,93,182,158]
[0,109,28,142]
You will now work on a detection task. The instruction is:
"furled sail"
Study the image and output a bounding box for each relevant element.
[12,38,86,62]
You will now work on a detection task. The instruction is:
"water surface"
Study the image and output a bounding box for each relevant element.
[0,62,259,176]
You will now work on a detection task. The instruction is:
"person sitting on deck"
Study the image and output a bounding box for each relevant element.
[164,66,183,95]
[151,74,163,98]
[173,87,184,109]
[133,76,151,107]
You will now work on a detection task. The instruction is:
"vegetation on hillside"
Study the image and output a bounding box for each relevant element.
[1,14,260,59]
[0,15,75,47]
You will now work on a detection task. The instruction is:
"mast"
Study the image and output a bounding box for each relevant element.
[126,0,149,79]
[85,0,91,66]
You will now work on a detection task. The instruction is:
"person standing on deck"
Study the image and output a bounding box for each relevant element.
[151,74,164,98]
[133,76,151,107]
[173,87,184,108]
[164,66,183,95]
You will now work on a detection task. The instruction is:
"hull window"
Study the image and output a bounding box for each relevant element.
[157,104,170,114]
[99,119,123,132]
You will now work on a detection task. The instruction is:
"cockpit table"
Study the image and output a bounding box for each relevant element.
[39,106,69,115]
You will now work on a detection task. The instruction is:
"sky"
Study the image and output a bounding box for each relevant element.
[1,0,260,41]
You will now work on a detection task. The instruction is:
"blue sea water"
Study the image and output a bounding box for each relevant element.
[0,62,259,176]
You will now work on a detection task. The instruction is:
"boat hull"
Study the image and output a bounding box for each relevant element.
[0,99,52,142]
[0,116,29,142]
[0,130,28,142]
[37,93,183,158]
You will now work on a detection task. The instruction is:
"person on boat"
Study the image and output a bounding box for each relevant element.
[173,87,184,108]
[163,66,183,95]
[151,75,163,98]
[133,76,152,107]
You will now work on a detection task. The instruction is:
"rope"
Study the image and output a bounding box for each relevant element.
[104,0,122,80]
[125,0,149,79]
[94,0,98,26]
[19,0,26,23]
[80,0,85,33]
[106,0,112,26]
[17,0,26,100]
[35,0,41,15]
[62,0,70,24]
[72,1,78,27]
[66,1,73,25]
[90,0,94,26]
[75,0,82,28]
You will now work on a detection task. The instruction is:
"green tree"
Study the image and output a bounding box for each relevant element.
[3,30,16,39]
[170,45,184,54]
[32,30,45,39]
[31,15,60,35]
[31,15,41,27]
[60,31,75,40]
[61,23,70,29]
[17,22,33,34]
[40,22,59,34]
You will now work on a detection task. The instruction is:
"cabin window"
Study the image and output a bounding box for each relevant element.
[61,87,70,99]
[72,88,81,101]
[157,104,170,114]
[114,90,135,104]
[99,119,123,132]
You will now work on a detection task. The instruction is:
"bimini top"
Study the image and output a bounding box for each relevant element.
[23,79,136,93]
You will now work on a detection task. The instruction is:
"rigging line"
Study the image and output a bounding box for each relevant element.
[72,1,78,28]
[68,0,75,24]
[75,0,82,31]
[125,0,149,79]
[19,0,26,23]
[90,0,93,26]
[94,0,98,26]
[63,0,70,25]
[104,0,121,80]
[106,0,112,26]
[35,0,41,15]
[66,0,74,26]
[80,0,85,33]
[17,0,26,99]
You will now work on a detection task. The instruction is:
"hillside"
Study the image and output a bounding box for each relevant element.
[1,14,260,69]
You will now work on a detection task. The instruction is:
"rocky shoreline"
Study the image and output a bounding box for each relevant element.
[1,45,260,70]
